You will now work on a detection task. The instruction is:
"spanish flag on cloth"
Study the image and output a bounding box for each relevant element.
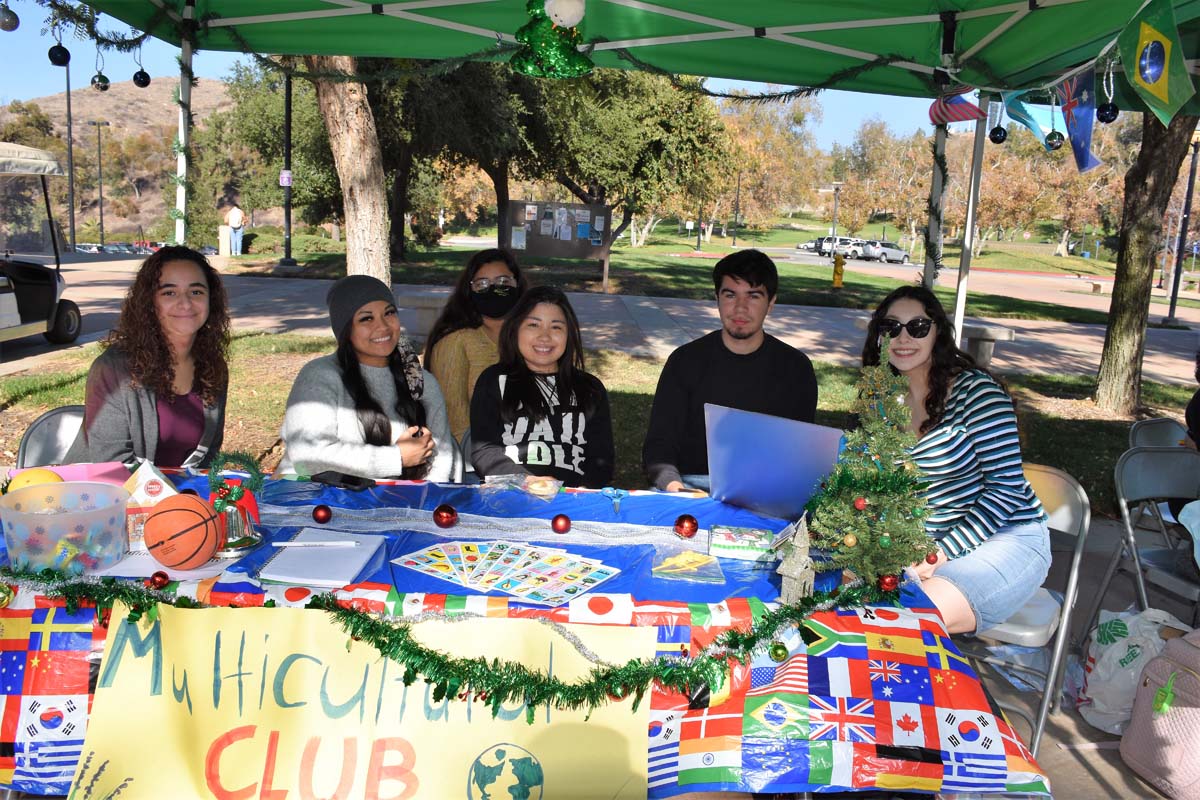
[1118,0,1195,125]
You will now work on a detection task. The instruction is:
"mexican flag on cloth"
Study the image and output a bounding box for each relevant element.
[1118,0,1195,125]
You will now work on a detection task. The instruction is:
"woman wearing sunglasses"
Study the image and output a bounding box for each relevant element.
[863,285,1049,635]
[424,249,529,442]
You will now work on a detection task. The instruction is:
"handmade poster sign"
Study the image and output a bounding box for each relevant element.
[75,606,653,798]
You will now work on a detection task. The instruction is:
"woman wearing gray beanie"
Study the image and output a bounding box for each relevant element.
[277,275,459,481]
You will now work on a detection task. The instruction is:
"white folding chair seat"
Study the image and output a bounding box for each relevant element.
[16,405,85,468]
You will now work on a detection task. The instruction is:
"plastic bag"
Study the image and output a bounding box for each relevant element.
[651,546,726,583]
[1077,607,1191,734]
[480,474,562,502]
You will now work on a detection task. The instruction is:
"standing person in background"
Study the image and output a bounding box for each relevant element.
[224,202,245,256]
[1186,350,1200,450]
[424,249,528,442]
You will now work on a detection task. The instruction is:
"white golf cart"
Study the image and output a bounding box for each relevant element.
[0,142,82,349]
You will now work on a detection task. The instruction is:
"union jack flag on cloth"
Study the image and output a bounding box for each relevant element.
[929,86,988,125]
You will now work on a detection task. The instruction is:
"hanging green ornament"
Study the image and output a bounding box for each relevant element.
[510,0,593,78]
[879,534,892,548]
[768,642,789,663]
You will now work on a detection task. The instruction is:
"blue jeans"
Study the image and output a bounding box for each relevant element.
[933,518,1051,632]
[230,226,243,255]
[680,474,711,492]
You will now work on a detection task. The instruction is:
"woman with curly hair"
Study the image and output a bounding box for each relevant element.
[65,246,230,469]
[862,285,1048,634]
[423,249,527,441]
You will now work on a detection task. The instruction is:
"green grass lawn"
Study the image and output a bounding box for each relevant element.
[248,244,1112,325]
[6,335,1182,517]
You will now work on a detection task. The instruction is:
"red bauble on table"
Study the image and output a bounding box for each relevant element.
[551,514,572,534]
[925,552,940,565]
[673,514,699,539]
[311,504,333,524]
[877,574,900,592]
[433,503,459,529]
[149,571,170,590]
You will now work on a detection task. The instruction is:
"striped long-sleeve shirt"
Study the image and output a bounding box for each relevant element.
[910,369,1044,557]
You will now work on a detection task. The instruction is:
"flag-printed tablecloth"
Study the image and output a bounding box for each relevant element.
[0,582,1050,797]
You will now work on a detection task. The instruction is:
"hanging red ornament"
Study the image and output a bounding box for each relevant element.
[877,574,900,592]
[149,570,170,590]
[853,496,868,511]
[551,513,571,534]
[433,503,459,529]
[925,552,940,565]
[673,513,699,539]
[311,504,333,524]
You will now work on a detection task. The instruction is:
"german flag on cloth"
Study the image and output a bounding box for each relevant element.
[1118,0,1196,125]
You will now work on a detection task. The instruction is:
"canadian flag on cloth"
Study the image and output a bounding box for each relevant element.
[568,593,634,625]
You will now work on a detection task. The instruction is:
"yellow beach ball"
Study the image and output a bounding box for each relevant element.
[6,468,64,493]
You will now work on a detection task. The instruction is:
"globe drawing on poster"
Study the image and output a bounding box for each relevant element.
[467,743,545,799]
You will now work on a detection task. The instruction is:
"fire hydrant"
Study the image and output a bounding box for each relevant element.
[832,252,845,289]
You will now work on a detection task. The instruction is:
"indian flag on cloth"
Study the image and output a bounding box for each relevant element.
[677,734,742,786]
[1118,0,1196,125]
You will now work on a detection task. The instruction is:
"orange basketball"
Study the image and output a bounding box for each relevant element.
[143,494,223,570]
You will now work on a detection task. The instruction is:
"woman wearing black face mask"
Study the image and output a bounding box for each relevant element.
[424,248,528,441]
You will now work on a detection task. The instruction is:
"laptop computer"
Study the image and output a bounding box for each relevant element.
[705,403,845,521]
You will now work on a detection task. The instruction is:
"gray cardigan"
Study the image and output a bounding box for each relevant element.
[64,347,226,470]
[277,353,459,482]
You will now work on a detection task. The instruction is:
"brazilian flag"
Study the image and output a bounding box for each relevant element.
[1118,0,1195,125]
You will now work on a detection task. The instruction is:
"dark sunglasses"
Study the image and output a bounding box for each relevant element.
[878,317,933,339]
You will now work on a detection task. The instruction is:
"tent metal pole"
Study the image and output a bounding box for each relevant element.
[174,0,195,246]
[953,98,990,346]
[923,123,947,288]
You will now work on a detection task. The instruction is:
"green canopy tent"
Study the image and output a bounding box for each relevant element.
[68,0,1200,336]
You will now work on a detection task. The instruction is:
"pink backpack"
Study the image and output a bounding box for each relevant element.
[1121,628,1200,799]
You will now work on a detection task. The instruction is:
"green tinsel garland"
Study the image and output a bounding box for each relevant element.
[922,126,950,278]
[1,566,894,720]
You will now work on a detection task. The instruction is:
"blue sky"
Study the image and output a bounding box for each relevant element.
[0,13,933,150]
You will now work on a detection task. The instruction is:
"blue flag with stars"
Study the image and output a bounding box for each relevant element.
[1056,70,1104,173]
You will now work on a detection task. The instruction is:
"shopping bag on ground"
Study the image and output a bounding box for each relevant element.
[1077,608,1191,734]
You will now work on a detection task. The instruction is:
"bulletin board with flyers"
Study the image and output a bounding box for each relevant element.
[508,200,611,259]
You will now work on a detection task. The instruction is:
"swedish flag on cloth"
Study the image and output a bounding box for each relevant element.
[1118,0,1195,125]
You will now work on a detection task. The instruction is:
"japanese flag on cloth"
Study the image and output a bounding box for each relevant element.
[568,593,634,625]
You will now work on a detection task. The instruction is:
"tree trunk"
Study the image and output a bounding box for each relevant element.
[389,151,414,261]
[304,55,390,283]
[483,162,511,249]
[1096,113,1199,413]
[610,206,634,244]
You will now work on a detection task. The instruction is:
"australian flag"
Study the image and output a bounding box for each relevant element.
[1055,70,1104,172]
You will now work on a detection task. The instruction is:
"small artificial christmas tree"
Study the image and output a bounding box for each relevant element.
[807,340,936,589]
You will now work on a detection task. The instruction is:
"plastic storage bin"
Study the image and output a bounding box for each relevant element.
[0,481,130,573]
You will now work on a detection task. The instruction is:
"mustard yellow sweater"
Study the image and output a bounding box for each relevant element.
[429,326,499,441]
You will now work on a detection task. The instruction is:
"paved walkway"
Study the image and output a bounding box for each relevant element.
[1,252,1196,388]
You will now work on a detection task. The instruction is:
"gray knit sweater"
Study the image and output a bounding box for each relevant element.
[277,353,458,481]
[63,347,225,470]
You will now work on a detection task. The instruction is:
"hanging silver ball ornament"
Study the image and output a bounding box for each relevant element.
[48,44,71,66]
[1045,130,1065,150]
[0,6,19,32]
[1096,102,1119,124]
[91,73,111,92]
[988,126,1008,144]
[133,70,151,88]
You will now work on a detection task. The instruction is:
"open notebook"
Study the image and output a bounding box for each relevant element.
[258,528,386,589]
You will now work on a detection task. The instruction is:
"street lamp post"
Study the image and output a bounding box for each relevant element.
[830,183,843,261]
[1166,131,1200,325]
[279,72,297,267]
[88,121,110,246]
[731,171,741,247]
[50,48,78,251]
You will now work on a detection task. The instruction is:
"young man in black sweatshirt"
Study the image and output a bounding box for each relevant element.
[642,249,818,492]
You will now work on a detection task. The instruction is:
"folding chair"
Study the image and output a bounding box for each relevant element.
[1128,418,1190,547]
[15,405,84,468]
[1082,446,1200,638]
[967,463,1090,757]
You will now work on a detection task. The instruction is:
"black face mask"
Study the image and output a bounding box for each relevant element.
[471,286,520,319]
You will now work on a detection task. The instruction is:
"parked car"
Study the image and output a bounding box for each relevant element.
[861,240,909,263]
[818,236,859,256]
[75,243,102,254]
[798,238,822,251]
[836,238,867,259]
[198,245,218,256]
